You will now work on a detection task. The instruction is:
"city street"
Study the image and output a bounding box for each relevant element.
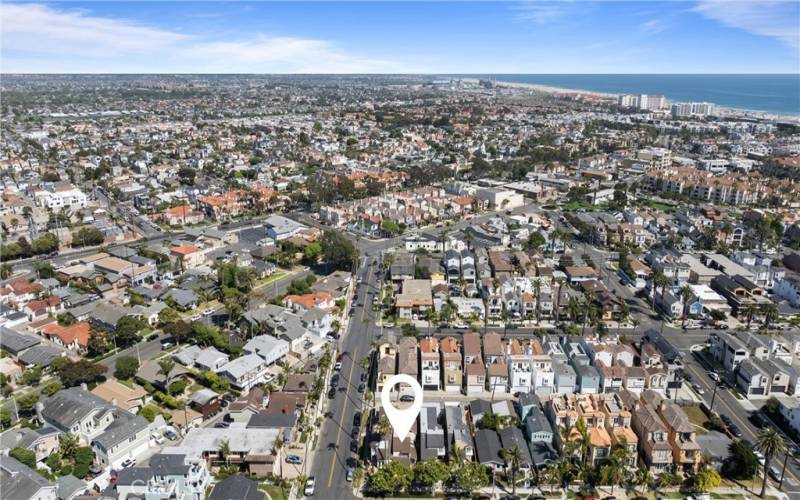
[308,255,381,499]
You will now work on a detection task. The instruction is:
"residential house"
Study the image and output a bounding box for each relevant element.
[38,387,150,469]
[420,337,440,390]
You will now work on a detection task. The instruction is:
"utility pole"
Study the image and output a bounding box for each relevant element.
[710,382,719,412]
[779,447,790,490]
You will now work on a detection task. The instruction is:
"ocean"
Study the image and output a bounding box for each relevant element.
[464,74,800,116]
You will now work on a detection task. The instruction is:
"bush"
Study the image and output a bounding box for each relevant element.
[138,405,159,422]
[168,379,188,396]
[72,447,94,478]
[199,371,230,393]
[9,447,36,468]
[154,391,184,409]
[45,454,62,472]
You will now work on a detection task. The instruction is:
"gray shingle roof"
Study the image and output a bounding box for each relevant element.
[209,475,265,500]
[0,327,40,354]
[0,455,55,500]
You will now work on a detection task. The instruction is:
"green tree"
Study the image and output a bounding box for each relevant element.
[0,263,12,279]
[113,315,146,348]
[114,356,140,380]
[158,358,176,388]
[526,231,546,250]
[9,448,36,469]
[413,459,450,488]
[724,439,759,480]
[41,380,63,397]
[761,303,779,330]
[54,359,107,387]
[16,392,40,414]
[59,433,79,460]
[0,407,13,429]
[501,446,525,497]
[694,463,721,492]
[321,230,358,271]
[302,242,323,264]
[451,461,490,492]
[71,227,105,247]
[20,367,43,386]
[368,461,413,496]
[756,427,786,497]
[158,307,180,325]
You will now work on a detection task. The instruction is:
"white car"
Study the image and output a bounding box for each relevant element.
[304,477,316,496]
[334,362,342,371]
[151,432,165,444]
[709,372,721,382]
[202,309,214,317]
[191,314,202,321]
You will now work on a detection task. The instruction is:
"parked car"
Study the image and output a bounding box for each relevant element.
[728,423,743,438]
[191,314,202,321]
[160,338,174,350]
[709,372,721,382]
[120,458,136,468]
[304,477,316,496]
[328,387,337,399]
[360,372,368,382]
[286,455,303,464]
[350,439,359,453]
[203,308,214,316]
[150,432,165,444]
[214,421,230,428]
[164,429,179,441]
[334,362,342,371]
[358,382,366,393]
[770,465,782,480]
[351,427,359,439]
[399,394,415,402]
[346,467,354,482]
[353,412,362,427]
[147,333,159,341]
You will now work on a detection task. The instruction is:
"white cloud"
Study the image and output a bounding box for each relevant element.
[0,3,394,73]
[694,0,800,49]
[639,19,666,35]
[513,1,571,24]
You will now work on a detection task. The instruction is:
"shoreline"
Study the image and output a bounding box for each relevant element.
[472,77,800,121]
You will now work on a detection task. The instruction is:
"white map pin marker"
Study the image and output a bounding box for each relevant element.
[381,374,423,442]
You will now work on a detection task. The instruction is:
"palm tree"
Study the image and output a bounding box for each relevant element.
[377,415,391,438]
[553,277,565,326]
[220,438,231,467]
[599,441,629,495]
[273,436,284,479]
[574,416,590,472]
[500,446,524,497]
[158,358,175,389]
[680,285,694,328]
[631,317,641,336]
[756,427,785,497]
[742,304,757,330]
[651,271,669,311]
[761,303,779,330]
[59,433,79,459]
[533,279,542,325]
[635,466,652,496]
[567,297,581,326]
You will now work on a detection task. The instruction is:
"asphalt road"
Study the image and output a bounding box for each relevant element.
[308,255,382,499]
[685,352,800,496]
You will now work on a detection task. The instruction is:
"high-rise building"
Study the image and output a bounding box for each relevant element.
[671,102,717,117]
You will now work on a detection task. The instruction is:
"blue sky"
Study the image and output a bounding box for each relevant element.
[1,1,799,73]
